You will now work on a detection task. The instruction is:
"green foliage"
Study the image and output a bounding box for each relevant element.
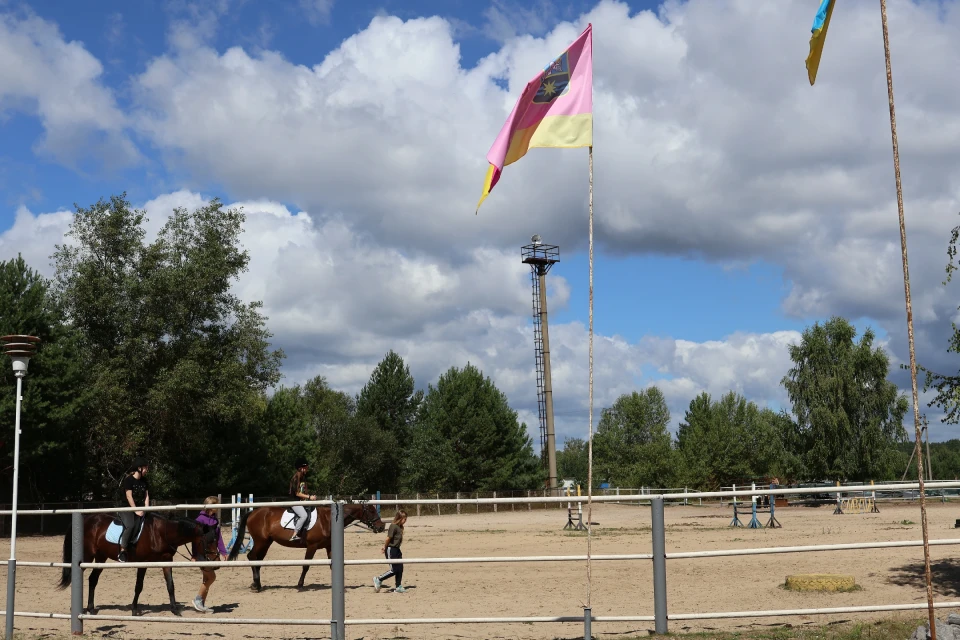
[556,437,589,486]
[918,212,960,424]
[51,194,284,498]
[781,317,908,482]
[676,391,798,489]
[404,362,542,492]
[355,350,423,491]
[592,388,676,488]
[0,255,90,500]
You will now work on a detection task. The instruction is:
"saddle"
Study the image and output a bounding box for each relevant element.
[280,506,318,533]
[105,516,145,546]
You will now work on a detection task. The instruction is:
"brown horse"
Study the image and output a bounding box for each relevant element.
[56,512,220,615]
[228,502,384,591]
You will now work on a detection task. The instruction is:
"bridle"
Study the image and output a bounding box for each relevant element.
[354,504,384,532]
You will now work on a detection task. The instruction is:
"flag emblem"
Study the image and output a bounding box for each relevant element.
[534,53,570,104]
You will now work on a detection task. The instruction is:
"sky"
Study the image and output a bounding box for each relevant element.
[1,0,959,453]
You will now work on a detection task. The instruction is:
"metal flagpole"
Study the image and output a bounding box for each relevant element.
[878,0,936,635]
[585,143,594,638]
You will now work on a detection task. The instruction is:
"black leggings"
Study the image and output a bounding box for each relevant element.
[118,511,143,550]
[377,546,402,587]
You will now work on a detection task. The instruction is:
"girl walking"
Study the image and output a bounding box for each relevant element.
[373,510,407,593]
[192,496,228,613]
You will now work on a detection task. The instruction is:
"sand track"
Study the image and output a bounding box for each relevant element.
[1,501,958,639]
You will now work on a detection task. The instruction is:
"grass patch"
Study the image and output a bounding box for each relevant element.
[622,616,929,640]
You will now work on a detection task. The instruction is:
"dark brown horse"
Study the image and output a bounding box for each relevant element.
[56,512,219,615]
[228,503,384,591]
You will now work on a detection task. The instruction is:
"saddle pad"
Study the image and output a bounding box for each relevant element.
[105,518,144,545]
[280,508,318,532]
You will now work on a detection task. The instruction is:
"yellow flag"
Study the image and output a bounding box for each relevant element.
[806,0,836,85]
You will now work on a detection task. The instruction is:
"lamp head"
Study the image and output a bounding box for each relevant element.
[531,234,542,246]
[1,335,40,375]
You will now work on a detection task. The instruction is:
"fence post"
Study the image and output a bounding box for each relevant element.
[330,501,345,640]
[456,492,460,515]
[584,606,592,639]
[651,496,668,635]
[493,491,497,513]
[527,490,531,511]
[416,493,421,518]
[71,512,83,635]
[375,491,381,518]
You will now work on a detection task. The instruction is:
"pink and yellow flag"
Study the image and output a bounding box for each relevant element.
[476,23,593,212]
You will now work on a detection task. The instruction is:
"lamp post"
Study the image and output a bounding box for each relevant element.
[1,334,40,639]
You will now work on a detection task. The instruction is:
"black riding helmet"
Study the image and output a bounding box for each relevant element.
[129,457,149,473]
[295,458,309,470]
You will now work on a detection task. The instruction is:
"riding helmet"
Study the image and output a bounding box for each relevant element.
[295,457,309,469]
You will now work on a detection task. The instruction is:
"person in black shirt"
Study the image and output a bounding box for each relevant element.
[118,457,150,562]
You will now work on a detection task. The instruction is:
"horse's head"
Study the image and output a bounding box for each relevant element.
[174,518,220,561]
[195,523,221,561]
[347,503,385,533]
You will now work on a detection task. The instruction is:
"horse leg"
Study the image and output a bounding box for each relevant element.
[131,567,147,616]
[86,568,102,615]
[248,538,273,592]
[298,546,318,590]
[163,567,180,616]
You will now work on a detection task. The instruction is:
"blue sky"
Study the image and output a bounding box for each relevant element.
[1,0,865,344]
[2,0,951,444]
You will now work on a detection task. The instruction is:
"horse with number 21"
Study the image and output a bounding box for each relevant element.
[228,502,385,591]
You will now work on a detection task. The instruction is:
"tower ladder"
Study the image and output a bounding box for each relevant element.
[529,266,548,468]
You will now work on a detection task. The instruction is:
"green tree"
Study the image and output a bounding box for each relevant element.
[0,255,90,500]
[592,388,676,488]
[556,437,589,487]
[781,316,908,482]
[355,350,423,491]
[919,214,960,424]
[404,363,541,492]
[676,391,797,489]
[51,194,284,497]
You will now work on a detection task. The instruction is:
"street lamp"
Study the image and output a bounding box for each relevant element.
[1,335,40,639]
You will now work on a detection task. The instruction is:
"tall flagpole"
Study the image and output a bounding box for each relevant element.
[878,0,936,634]
[586,144,594,621]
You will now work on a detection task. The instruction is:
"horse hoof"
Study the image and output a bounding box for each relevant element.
[172,606,182,617]
[250,583,262,593]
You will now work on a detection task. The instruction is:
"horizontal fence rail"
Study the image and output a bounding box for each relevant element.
[2,480,959,639]
[669,601,960,621]
[3,480,960,516]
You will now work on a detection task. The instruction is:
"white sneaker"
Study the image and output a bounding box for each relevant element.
[192,596,205,613]
[373,576,382,593]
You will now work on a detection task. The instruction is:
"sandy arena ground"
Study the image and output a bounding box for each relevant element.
[1,500,959,639]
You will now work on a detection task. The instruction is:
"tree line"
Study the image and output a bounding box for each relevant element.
[557,317,913,489]
[0,195,541,502]
[1,194,959,502]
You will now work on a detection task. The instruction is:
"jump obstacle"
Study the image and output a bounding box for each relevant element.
[226,492,254,553]
[833,482,880,514]
[563,485,587,531]
[729,483,782,529]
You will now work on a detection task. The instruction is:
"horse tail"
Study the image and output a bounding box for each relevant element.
[227,508,252,561]
[56,523,72,590]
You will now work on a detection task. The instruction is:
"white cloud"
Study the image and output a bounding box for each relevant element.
[5,0,960,448]
[300,0,334,26]
[0,191,798,447]
[0,9,138,169]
